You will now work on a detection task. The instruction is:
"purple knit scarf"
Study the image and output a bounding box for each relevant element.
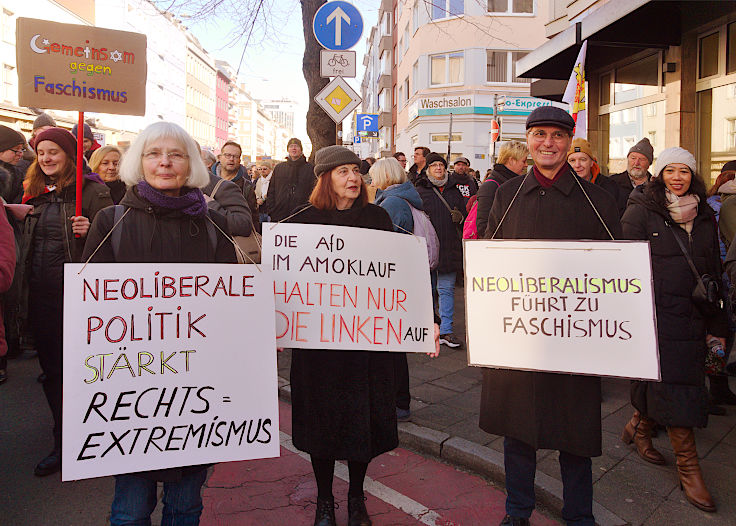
[137,180,208,217]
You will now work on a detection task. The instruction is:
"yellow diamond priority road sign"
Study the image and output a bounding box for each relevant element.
[315,76,361,123]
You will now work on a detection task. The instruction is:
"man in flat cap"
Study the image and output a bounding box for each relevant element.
[450,156,478,198]
[480,106,621,526]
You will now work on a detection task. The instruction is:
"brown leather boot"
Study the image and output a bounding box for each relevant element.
[621,411,665,465]
[667,427,716,512]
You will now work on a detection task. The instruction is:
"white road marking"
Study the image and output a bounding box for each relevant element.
[280,431,445,526]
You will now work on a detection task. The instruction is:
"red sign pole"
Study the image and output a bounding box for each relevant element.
[75,111,84,236]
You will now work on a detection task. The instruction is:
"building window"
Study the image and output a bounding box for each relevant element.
[412,60,419,95]
[403,24,409,55]
[2,9,13,44]
[727,22,736,74]
[431,133,462,142]
[398,85,404,109]
[432,0,464,20]
[403,78,409,103]
[486,50,531,83]
[699,32,719,79]
[487,0,533,14]
[431,51,463,86]
[729,119,736,150]
[3,64,13,102]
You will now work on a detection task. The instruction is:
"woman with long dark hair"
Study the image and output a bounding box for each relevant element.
[620,147,727,512]
[21,128,113,476]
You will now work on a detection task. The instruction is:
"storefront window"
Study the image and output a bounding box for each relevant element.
[605,100,665,174]
[697,83,736,184]
[613,54,659,104]
[699,32,719,79]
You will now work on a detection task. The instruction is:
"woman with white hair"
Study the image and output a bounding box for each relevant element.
[83,121,236,526]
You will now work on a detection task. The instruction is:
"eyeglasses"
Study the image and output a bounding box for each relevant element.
[429,162,446,169]
[142,150,189,163]
[529,130,570,142]
[221,153,239,159]
[10,148,25,155]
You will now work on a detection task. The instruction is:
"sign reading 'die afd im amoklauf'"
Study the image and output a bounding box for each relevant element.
[464,240,660,381]
[262,223,435,353]
[17,18,147,115]
[62,264,279,481]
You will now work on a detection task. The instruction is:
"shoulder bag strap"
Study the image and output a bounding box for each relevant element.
[666,221,704,284]
[569,171,615,240]
[431,187,454,213]
[111,205,125,260]
[209,178,225,200]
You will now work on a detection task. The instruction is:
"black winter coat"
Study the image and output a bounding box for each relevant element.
[593,173,626,217]
[415,173,467,273]
[82,185,237,482]
[622,187,727,428]
[0,161,25,204]
[264,155,315,222]
[475,163,519,237]
[479,167,621,457]
[288,202,399,462]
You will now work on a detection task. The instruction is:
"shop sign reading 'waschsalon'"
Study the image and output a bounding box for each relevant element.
[17,17,147,115]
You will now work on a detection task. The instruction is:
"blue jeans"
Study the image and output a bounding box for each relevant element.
[110,469,207,526]
[504,437,594,525]
[431,270,456,334]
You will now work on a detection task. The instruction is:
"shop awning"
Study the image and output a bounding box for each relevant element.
[517,0,734,81]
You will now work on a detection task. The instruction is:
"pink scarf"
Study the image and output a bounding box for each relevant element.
[666,190,699,233]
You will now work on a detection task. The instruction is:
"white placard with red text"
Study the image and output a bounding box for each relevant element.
[262,222,435,353]
[62,263,279,481]
[464,240,660,380]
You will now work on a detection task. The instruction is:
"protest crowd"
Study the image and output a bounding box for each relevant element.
[2,101,736,526]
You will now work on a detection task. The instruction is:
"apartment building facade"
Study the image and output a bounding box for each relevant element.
[185,34,217,150]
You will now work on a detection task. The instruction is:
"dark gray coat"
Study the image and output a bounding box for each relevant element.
[203,173,253,236]
[479,167,621,457]
[623,187,727,428]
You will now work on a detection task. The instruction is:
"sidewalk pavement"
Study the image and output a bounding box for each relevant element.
[277,285,736,526]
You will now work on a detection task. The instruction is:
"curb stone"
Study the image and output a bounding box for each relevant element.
[278,379,628,526]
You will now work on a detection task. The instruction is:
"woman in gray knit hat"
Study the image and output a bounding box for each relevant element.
[287,145,438,526]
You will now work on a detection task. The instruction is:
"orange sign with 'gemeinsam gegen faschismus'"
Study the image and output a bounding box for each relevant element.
[16,17,147,116]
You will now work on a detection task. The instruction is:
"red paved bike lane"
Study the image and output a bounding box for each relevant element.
[200,402,559,526]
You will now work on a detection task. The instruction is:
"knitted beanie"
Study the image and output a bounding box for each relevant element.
[0,125,25,152]
[287,137,303,149]
[71,122,94,142]
[425,152,448,168]
[313,145,361,176]
[567,138,596,160]
[34,127,78,160]
[721,160,736,173]
[32,113,56,131]
[653,147,696,178]
[628,138,654,164]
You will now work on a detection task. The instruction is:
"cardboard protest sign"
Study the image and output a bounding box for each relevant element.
[464,240,660,380]
[262,223,435,353]
[62,264,279,481]
[17,18,147,115]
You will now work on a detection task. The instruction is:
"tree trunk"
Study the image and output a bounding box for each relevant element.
[301,0,334,162]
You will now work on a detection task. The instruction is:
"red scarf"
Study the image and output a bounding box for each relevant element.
[533,164,568,188]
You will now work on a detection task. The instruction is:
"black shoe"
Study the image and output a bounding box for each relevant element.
[500,515,530,526]
[37,372,46,383]
[439,333,463,349]
[0,368,6,384]
[34,449,61,477]
[313,496,336,526]
[348,495,371,526]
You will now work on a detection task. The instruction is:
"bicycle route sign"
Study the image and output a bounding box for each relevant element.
[313,1,363,51]
[320,49,357,78]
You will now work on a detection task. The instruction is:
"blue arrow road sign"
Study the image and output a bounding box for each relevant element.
[313,1,363,51]
[356,113,378,132]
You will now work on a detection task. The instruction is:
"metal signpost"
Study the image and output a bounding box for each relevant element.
[313,2,364,146]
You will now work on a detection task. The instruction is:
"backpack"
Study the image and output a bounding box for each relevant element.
[463,201,479,239]
[408,204,440,270]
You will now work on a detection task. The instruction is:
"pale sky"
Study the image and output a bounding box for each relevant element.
[186,0,379,143]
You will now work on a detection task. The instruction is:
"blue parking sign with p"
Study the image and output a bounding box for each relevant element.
[356,114,378,132]
[313,1,363,51]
